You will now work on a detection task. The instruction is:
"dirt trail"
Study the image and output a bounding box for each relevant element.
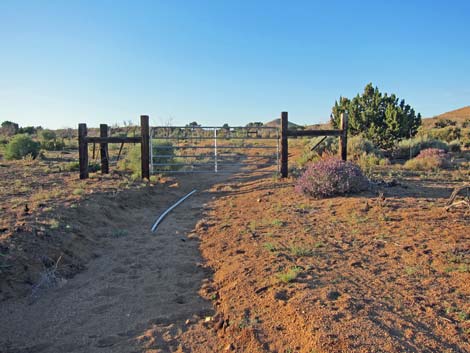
[0,170,243,353]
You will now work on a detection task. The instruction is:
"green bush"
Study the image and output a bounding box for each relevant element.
[393,135,448,159]
[434,119,456,128]
[356,153,390,177]
[152,139,175,170]
[61,161,99,172]
[460,128,470,148]
[39,129,56,141]
[314,136,338,155]
[117,141,175,178]
[39,129,65,151]
[297,149,319,168]
[18,126,38,135]
[117,144,141,177]
[41,139,65,151]
[347,135,383,159]
[428,126,461,142]
[4,134,40,160]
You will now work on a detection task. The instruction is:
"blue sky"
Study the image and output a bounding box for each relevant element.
[1,0,469,128]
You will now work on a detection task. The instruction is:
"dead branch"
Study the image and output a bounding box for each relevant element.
[445,183,470,211]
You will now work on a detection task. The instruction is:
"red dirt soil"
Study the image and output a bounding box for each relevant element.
[179,172,470,352]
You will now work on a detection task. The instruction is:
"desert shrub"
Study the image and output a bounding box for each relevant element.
[347,135,383,159]
[428,126,461,142]
[18,126,38,135]
[1,121,19,136]
[62,161,99,172]
[434,119,456,128]
[448,140,461,152]
[356,153,390,177]
[116,140,176,178]
[117,144,141,177]
[393,135,448,159]
[404,148,451,171]
[39,129,65,151]
[297,149,319,168]
[461,129,470,148]
[41,139,65,151]
[308,136,338,156]
[295,157,368,198]
[4,134,40,160]
[64,161,80,171]
[299,135,342,167]
[152,139,175,170]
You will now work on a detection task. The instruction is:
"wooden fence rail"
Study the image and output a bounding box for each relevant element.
[78,112,347,180]
[280,111,348,178]
[78,115,150,180]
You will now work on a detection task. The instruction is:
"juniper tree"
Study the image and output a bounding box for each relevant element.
[331,83,421,149]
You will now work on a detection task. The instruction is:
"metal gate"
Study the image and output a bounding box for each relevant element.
[149,125,279,174]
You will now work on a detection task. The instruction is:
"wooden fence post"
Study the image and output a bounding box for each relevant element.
[339,112,348,161]
[280,111,288,178]
[140,115,150,180]
[78,123,89,179]
[100,124,109,174]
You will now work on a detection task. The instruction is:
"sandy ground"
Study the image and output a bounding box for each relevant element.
[0,169,243,353]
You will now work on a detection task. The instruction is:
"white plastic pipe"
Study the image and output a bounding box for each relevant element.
[151,189,197,232]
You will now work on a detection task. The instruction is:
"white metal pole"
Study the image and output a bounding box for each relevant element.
[150,128,154,174]
[214,128,218,173]
[276,128,280,173]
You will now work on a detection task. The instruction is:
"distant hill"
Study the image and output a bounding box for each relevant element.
[264,118,302,129]
[423,106,470,127]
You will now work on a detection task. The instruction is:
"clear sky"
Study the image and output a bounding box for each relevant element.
[1,0,469,129]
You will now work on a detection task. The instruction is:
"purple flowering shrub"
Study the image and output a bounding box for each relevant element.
[295,157,369,198]
[416,148,447,159]
[404,148,451,170]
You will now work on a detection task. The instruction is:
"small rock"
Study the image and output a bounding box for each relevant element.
[254,286,269,294]
[224,343,235,351]
[195,220,209,231]
[187,232,198,240]
[326,290,341,301]
[274,290,289,301]
[349,260,362,268]
[214,317,224,331]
